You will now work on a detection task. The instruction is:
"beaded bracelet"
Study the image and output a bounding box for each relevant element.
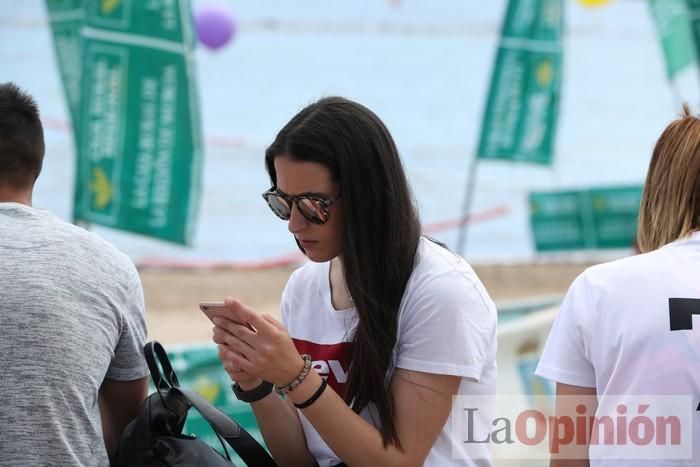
[275,354,312,396]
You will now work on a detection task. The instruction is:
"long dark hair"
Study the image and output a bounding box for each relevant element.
[265,96,421,448]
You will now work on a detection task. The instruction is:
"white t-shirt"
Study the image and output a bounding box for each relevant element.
[536,232,700,466]
[281,237,498,467]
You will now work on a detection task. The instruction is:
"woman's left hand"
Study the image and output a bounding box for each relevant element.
[212,297,305,387]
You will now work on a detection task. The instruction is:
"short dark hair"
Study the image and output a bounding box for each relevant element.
[0,82,45,188]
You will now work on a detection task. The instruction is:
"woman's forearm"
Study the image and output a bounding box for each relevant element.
[286,372,409,467]
[248,389,317,467]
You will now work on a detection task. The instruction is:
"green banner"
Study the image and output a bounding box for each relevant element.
[648,0,696,79]
[477,0,563,165]
[164,344,265,463]
[529,186,643,252]
[45,0,84,124]
[530,190,589,251]
[72,0,203,244]
[685,0,700,65]
[589,186,643,249]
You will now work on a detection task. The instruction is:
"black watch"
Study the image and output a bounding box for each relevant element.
[231,380,274,403]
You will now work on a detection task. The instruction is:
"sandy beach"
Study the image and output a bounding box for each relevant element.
[142,261,594,345]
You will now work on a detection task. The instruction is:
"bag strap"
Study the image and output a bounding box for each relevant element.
[178,387,276,467]
[144,341,276,466]
[144,341,180,389]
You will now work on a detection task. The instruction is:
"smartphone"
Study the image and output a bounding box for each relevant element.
[199,301,230,322]
[199,301,258,332]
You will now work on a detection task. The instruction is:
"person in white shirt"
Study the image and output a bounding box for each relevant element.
[209,96,497,466]
[536,105,700,467]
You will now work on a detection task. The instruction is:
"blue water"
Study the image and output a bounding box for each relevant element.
[2,0,697,264]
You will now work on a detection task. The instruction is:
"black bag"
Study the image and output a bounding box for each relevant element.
[114,341,277,467]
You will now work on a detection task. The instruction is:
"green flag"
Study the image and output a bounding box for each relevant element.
[72,0,203,245]
[45,0,84,126]
[685,0,700,65]
[648,0,696,79]
[529,186,643,252]
[477,0,563,165]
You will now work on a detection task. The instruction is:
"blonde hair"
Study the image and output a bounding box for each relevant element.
[637,103,700,252]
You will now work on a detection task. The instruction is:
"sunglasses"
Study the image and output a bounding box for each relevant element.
[262,188,342,225]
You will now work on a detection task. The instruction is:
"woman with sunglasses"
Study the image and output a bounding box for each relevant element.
[212,96,497,467]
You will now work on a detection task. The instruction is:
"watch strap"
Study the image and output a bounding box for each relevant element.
[231,380,274,403]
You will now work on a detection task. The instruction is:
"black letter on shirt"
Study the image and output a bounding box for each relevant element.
[669,298,700,331]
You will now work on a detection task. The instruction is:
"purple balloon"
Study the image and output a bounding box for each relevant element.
[194,5,236,50]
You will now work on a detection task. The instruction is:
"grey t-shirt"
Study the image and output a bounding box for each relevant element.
[0,203,148,467]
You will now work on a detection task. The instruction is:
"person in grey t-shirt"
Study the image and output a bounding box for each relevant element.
[0,82,149,466]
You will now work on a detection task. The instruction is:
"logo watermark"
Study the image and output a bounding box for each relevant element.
[451,395,694,460]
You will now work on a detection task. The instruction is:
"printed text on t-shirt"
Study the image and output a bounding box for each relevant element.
[292,338,352,398]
